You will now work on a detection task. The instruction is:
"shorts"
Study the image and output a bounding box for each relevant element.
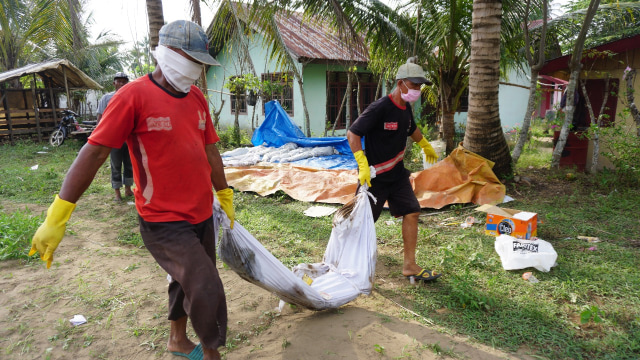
[360,174,421,222]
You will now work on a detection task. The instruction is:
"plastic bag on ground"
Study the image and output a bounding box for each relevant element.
[494,234,558,272]
[214,188,377,310]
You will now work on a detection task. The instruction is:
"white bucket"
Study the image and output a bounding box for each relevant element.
[422,140,445,170]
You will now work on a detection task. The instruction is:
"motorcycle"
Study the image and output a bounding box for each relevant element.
[49,110,97,147]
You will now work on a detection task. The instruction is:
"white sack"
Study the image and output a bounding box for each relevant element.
[494,234,558,272]
[214,187,377,310]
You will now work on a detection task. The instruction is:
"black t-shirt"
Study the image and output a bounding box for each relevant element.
[349,95,417,182]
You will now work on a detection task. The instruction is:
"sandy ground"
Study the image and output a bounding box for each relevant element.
[0,195,529,360]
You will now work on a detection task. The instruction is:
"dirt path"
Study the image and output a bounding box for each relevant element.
[0,196,527,359]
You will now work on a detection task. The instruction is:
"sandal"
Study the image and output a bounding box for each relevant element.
[406,269,442,282]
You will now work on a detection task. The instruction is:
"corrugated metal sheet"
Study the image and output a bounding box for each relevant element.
[275,12,368,63]
[0,59,102,90]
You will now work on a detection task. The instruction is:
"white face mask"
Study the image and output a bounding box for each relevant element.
[154,45,203,93]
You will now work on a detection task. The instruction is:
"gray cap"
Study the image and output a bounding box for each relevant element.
[395,58,431,85]
[114,72,129,80]
[158,20,220,66]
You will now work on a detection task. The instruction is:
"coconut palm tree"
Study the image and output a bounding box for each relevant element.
[146,0,164,52]
[463,0,513,178]
[0,0,73,74]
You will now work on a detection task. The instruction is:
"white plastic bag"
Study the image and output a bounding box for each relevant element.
[214,187,377,310]
[494,234,558,272]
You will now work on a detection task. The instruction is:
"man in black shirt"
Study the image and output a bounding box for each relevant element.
[348,58,442,282]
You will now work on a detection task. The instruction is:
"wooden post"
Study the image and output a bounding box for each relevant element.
[2,88,14,145]
[62,65,71,109]
[31,74,42,141]
[48,83,58,129]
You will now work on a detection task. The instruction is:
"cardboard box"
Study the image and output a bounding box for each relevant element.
[476,204,538,239]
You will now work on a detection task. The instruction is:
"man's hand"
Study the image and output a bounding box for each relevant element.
[353,150,371,187]
[418,138,438,164]
[216,188,235,229]
[29,195,76,268]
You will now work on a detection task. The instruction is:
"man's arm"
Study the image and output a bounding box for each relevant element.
[206,143,234,227]
[59,143,112,203]
[347,130,362,153]
[347,130,372,186]
[409,128,424,143]
[205,143,229,191]
[410,128,438,164]
[29,143,112,268]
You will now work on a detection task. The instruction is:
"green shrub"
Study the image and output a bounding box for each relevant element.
[598,122,640,183]
[216,126,251,149]
[0,208,43,261]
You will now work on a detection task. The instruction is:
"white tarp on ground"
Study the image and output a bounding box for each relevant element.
[221,143,338,167]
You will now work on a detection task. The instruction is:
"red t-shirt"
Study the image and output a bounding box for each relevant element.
[89,74,219,224]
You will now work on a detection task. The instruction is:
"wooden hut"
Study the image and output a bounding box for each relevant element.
[0,59,102,144]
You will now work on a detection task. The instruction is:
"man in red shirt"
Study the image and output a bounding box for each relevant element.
[29,20,233,360]
[348,58,442,284]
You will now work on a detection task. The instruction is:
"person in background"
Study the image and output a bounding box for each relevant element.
[347,58,443,283]
[97,72,134,201]
[29,20,233,360]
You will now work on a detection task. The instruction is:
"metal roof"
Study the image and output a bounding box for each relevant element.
[274,12,368,63]
[0,59,102,90]
[210,3,369,64]
[541,34,640,75]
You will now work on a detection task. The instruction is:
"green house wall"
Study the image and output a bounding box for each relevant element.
[206,32,376,137]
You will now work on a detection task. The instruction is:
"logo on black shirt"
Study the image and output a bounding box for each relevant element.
[384,122,398,130]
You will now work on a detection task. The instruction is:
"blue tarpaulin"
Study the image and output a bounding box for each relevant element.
[252,101,353,156]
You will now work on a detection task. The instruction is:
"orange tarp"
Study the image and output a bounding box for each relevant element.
[224,146,506,209]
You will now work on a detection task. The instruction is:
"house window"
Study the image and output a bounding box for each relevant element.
[229,76,247,115]
[327,72,379,130]
[261,72,293,115]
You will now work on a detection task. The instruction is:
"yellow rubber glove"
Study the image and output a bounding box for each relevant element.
[353,150,372,187]
[418,137,438,164]
[29,195,76,268]
[216,188,235,229]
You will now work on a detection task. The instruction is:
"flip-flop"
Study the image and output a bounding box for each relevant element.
[171,343,203,360]
[406,269,442,282]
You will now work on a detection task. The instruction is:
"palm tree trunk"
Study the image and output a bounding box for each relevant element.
[188,0,209,96]
[442,110,456,152]
[146,0,165,53]
[66,0,82,53]
[463,0,512,179]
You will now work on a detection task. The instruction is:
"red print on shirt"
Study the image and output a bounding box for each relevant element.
[384,122,398,130]
[146,117,172,131]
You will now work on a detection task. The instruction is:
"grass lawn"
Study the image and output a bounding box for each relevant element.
[1,136,639,359]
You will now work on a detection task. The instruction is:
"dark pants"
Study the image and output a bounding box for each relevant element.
[139,216,228,349]
[110,143,133,189]
[360,174,421,222]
